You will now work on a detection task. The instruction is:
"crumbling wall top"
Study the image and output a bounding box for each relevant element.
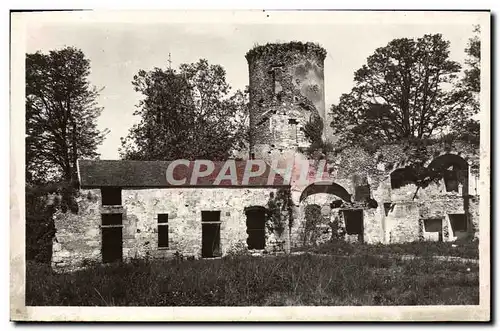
[245,41,327,64]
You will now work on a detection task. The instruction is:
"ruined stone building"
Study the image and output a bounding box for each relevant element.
[52,42,480,269]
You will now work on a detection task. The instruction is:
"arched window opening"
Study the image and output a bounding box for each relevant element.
[390,167,418,189]
[428,154,468,193]
[299,181,351,203]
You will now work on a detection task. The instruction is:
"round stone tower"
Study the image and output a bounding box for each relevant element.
[245,42,327,160]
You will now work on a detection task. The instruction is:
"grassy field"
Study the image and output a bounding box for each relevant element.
[26,252,479,306]
[301,240,479,259]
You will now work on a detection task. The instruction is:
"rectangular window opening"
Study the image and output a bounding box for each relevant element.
[158,213,169,248]
[101,187,122,206]
[423,218,442,232]
[158,213,168,224]
[202,211,221,223]
[449,214,467,233]
[102,213,122,226]
[422,218,443,241]
[342,210,364,236]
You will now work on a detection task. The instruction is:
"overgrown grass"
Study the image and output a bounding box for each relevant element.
[303,240,479,259]
[26,253,478,306]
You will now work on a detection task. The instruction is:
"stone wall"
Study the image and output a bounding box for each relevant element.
[363,207,384,244]
[287,165,481,246]
[385,202,421,243]
[122,187,278,259]
[378,173,479,243]
[53,163,481,270]
[293,192,383,247]
[52,187,279,270]
[246,42,327,159]
[52,189,102,269]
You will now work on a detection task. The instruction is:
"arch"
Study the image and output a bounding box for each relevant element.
[428,153,468,171]
[390,167,418,189]
[299,181,351,203]
[428,154,468,193]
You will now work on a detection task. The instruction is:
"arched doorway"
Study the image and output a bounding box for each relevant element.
[299,181,365,244]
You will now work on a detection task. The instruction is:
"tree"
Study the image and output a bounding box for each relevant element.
[451,25,481,146]
[463,25,481,94]
[26,47,107,185]
[330,34,475,152]
[120,59,248,161]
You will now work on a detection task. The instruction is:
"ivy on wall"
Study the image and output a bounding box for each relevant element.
[303,115,323,146]
[265,188,294,238]
[25,183,80,264]
[330,211,347,241]
[303,204,323,246]
[245,41,327,64]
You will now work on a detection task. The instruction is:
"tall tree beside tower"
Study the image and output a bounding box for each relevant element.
[329,33,477,153]
[120,59,248,161]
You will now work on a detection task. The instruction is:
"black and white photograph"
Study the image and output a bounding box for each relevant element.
[10,9,491,321]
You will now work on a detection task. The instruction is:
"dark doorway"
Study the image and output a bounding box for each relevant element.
[449,214,467,233]
[102,227,122,263]
[101,213,123,263]
[245,207,266,250]
[202,223,221,258]
[449,214,468,240]
[342,209,364,243]
[202,211,222,258]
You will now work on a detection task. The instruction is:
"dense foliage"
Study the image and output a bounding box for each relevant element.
[266,189,294,237]
[245,41,327,63]
[330,34,477,152]
[26,47,107,185]
[323,32,481,192]
[463,25,481,95]
[119,59,248,160]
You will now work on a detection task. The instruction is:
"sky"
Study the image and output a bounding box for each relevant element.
[24,12,479,159]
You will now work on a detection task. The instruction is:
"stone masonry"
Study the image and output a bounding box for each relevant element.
[53,187,280,269]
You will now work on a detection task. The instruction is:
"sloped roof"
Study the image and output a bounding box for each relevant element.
[77,159,288,188]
